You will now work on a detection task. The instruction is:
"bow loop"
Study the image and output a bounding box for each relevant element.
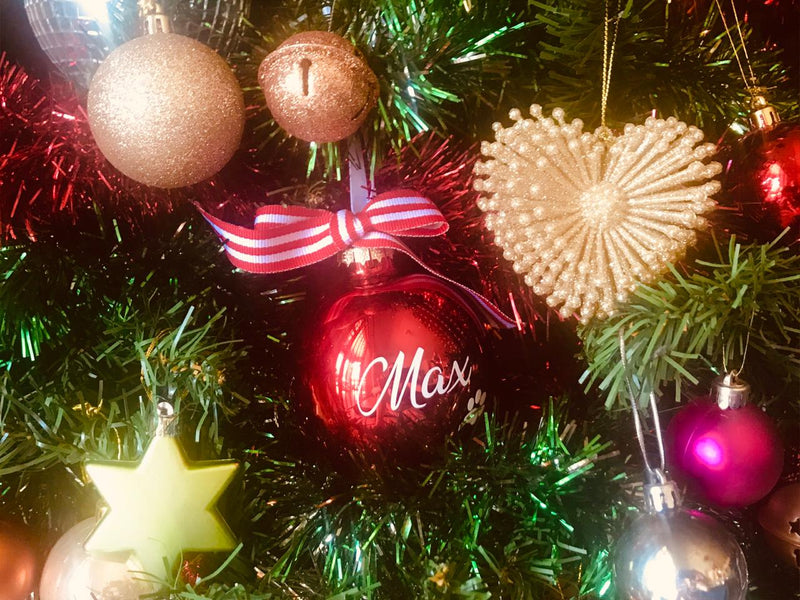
[199,189,447,274]
[199,189,516,329]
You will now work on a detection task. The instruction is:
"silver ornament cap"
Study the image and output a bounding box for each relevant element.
[643,475,681,515]
[713,372,750,410]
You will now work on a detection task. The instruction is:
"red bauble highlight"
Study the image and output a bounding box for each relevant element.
[666,398,783,507]
[722,121,800,240]
[303,251,488,456]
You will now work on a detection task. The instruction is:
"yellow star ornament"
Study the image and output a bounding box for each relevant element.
[85,435,238,581]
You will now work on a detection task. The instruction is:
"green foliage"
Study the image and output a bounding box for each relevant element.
[197,401,629,600]
[0,210,257,534]
[242,0,536,178]
[1,0,799,596]
[580,235,800,408]
[530,0,797,136]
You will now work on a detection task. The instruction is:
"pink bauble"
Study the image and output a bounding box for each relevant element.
[666,397,783,507]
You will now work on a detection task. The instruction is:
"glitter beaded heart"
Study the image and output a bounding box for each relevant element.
[474,105,721,322]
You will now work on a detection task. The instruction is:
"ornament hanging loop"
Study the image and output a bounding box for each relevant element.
[748,88,780,130]
[618,329,670,484]
[721,306,757,382]
[600,0,622,129]
[348,135,373,213]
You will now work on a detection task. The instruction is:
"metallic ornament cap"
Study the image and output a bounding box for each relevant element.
[155,401,178,437]
[143,13,172,35]
[339,247,398,286]
[713,372,750,410]
[339,246,394,266]
[141,0,171,34]
[749,90,781,131]
[644,476,682,514]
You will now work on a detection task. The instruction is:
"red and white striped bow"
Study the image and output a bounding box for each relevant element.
[199,189,518,328]
[199,190,448,274]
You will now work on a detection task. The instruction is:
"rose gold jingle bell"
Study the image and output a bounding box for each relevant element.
[258,31,379,143]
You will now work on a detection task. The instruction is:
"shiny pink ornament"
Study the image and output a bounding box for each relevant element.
[666,375,783,507]
[303,249,488,456]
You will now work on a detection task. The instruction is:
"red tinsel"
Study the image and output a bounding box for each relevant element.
[0,56,269,242]
[374,134,546,326]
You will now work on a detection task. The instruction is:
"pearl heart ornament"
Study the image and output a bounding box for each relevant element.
[474,105,721,322]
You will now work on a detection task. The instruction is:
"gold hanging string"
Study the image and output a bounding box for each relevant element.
[728,0,757,84]
[712,0,758,91]
[600,0,623,128]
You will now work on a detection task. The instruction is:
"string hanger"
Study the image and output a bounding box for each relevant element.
[712,0,757,93]
[600,0,623,131]
[618,329,680,513]
[711,0,780,128]
[721,307,756,379]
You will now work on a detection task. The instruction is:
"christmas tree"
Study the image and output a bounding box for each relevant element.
[0,0,799,598]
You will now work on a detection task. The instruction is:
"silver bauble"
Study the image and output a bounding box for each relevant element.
[614,509,748,600]
[39,518,160,600]
[23,0,249,90]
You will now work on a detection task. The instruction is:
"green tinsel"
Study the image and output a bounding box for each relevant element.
[242,0,535,178]
[0,1,799,596]
[528,0,796,136]
[176,401,629,599]
[580,234,800,408]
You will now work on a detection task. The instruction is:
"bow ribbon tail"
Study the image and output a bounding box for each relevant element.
[355,232,517,330]
[197,193,518,329]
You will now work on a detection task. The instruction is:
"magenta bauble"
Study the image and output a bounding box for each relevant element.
[666,396,783,507]
[302,249,489,457]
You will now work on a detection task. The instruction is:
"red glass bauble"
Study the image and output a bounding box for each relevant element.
[302,250,489,457]
[666,398,783,507]
[722,121,800,240]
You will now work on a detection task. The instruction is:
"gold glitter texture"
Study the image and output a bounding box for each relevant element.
[87,33,245,189]
[475,105,721,322]
[258,31,378,143]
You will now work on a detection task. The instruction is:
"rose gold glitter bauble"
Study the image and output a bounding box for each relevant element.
[258,31,379,143]
[87,33,245,189]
